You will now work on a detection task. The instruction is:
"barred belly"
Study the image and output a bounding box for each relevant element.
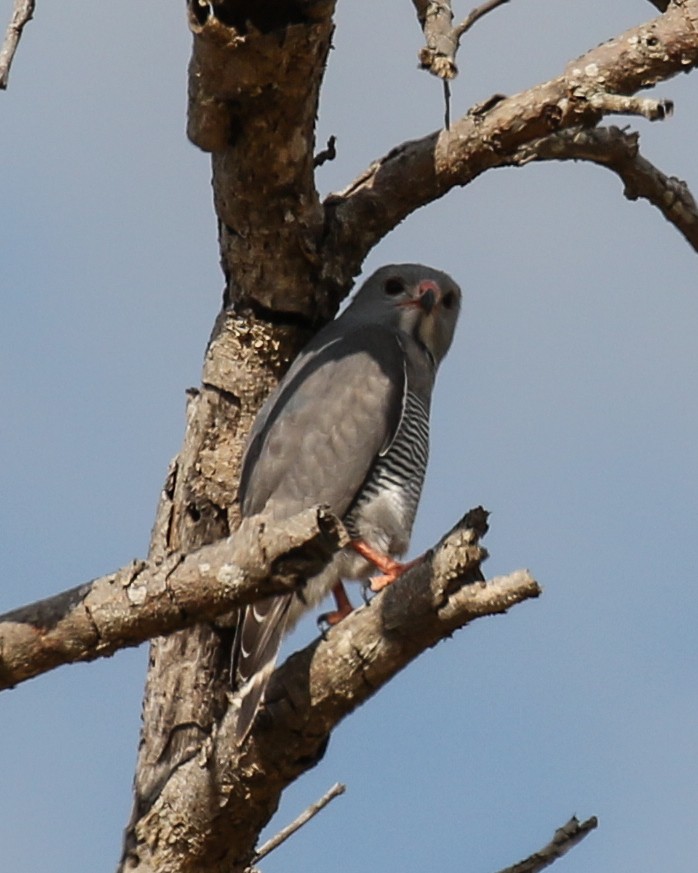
[344,390,430,555]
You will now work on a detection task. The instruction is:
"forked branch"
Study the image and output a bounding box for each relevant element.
[322,1,698,286]
[121,508,541,872]
[413,0,511,79]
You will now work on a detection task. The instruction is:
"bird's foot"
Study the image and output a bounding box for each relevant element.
[351,540,420,592]
[369,557,420,592]
[317,582,354,633]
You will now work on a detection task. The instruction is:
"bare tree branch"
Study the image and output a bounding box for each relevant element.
[413,0,510,79]
[185,3,334,320]
[0,507,347,690]
[0,0,35,89]
[124,5,341,863]
[121,4,698,869]
[322,1,698,281]
[586,91,673,121]
[414,0,457,79]
[121,509,541,872]
[455,0,511,39]
[494,815,598,873]
[510,125,698,250]
[251,782,346,866]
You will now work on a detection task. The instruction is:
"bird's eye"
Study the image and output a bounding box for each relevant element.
[384,277,405,296]
[443,291,457,310]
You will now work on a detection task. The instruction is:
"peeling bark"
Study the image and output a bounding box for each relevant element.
[0,508,347,690]
[125,4,340,863]
[5,2,697,871]
[110,2,698,868]
[322,2,698,275]
[123,510,540,873]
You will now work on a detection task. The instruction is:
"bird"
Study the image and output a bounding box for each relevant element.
[232,263,461,741]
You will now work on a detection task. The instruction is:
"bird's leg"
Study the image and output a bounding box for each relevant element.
[351,539,420,592]
[317,582,354,630]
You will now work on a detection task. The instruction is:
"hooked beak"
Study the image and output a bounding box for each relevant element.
[399,279,441,313]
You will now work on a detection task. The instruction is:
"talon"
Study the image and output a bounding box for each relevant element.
[317,582,354,630]
[370,573,397,593]
[316,614,330,639]
[352,538,404,575]
[369,562,416,592]
[351,538,423,591]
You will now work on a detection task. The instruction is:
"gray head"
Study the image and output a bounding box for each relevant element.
[339,264,461,367]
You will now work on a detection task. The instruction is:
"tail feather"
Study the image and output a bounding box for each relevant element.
[231,593,293,744]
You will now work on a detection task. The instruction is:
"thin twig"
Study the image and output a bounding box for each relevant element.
[455,0,511,39]
[443,79,451,129]
[495,815,598,873]
[0,0,35,90]
[252,782,346,864]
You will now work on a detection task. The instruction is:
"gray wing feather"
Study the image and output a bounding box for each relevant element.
[232,324,407,742]
[239,324,407,519]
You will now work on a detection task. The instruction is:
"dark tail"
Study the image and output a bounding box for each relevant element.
[231,593,293,744]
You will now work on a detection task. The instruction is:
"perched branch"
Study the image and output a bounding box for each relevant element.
[322,1,698,283]
[510,125,698,250]
[123,7,340,866]
[121,508,541,873]
[0,0,34,89]
[495,815,598,873]
[0,507,347,691]
[120,4,698,870]
[251,782,346,865]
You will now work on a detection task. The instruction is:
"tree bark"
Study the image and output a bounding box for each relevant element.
[93,1,698,869]
[1,2,696,871]
[0,508,347,690]
[124,508,540,872]
[123,3,339,865]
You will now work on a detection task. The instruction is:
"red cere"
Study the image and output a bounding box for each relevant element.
[418,279,440,296]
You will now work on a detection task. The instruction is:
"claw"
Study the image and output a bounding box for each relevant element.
[352,539,421,591]
[317,581,353,632]
[316,613,331,639]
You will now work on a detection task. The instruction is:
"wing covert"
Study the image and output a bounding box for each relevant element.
[239,324,406,521]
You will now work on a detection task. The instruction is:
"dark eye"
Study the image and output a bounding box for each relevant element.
[443,290,457,310]
[384,277,405,296]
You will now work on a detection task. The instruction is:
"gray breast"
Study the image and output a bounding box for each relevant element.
[344,390,430,555]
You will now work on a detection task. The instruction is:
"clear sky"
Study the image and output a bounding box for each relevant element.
[2,2,697,872]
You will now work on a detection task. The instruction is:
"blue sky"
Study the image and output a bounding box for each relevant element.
[2,2,697,871]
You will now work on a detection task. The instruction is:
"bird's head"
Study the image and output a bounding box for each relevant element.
[345,264,461,367]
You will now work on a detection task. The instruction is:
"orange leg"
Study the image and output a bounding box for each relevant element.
[351,539,421,592]
[318,582,354,627]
